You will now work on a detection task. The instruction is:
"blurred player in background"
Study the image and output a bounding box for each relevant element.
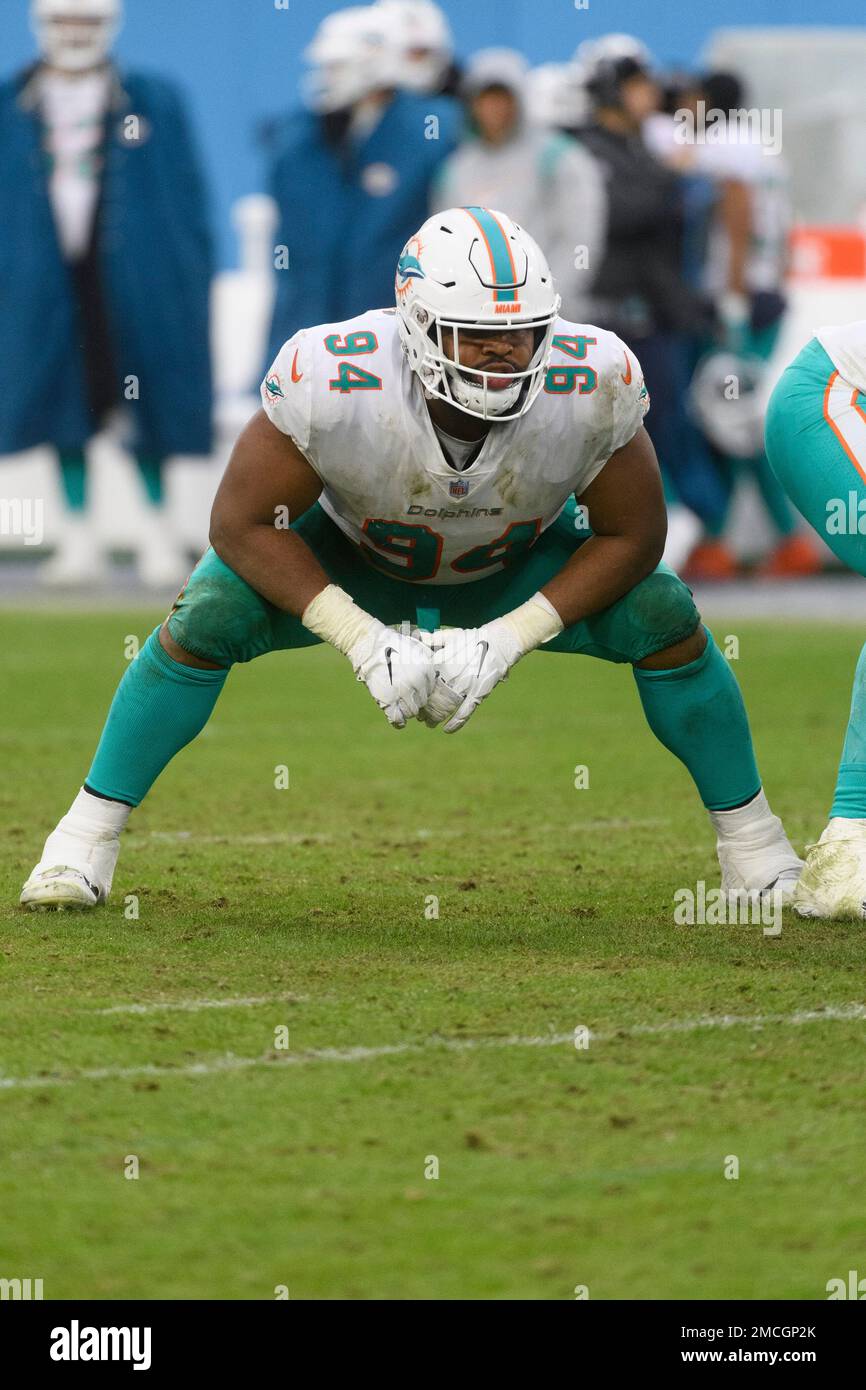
[765,322,866,917]
[431,47,606,320]
[0,0,213,586]
[682,71,821,580]
[570,36,718,562]
[375,0,461,97]
[21,206,802,911]
[263,2,457,362]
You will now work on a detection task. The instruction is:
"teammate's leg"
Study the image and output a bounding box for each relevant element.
[765,339,866,916]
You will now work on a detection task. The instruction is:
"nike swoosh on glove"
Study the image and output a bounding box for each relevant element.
[419,620,525,734]
[349,625,437,729]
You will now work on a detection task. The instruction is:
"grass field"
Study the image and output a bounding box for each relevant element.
[1,608,865,1300]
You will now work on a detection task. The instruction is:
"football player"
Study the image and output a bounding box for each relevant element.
[21,207,802,910]
[765,322,866,917]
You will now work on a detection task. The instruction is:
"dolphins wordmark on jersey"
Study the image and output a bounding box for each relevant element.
[261,308,649,585]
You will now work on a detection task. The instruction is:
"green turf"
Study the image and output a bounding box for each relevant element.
[1,609,864,1300]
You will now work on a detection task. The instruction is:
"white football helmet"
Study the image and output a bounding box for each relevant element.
[574,32,653,71]
[526,62,589,129]
[303,6,396,114]
[395,207,561,421]
[688,351,767,458]
[375,0,453,94]
[31,0,121,71]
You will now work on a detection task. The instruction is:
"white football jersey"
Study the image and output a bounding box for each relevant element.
[816,321,866,397]
[261,308,648,585]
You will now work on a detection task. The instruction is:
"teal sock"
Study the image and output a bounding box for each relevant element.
[830,641,866,818]
[86,627,228,807]
[58,449,87,510]
[136,454,164,506]
[632,628,761,810]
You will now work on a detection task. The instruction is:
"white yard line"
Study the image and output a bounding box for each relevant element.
[95,993,308,1016]
[1,1003,864,1092]
[136,818,668,847]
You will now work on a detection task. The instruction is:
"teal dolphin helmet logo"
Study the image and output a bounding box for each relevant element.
[396,235,426,300]
[397,253,425,281]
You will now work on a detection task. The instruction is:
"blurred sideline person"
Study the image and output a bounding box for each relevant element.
[264,4,457,362]
[571,36,723,556]
[764,321,866,916]
[0,0,213,586]
[684,73,820,580]
[431,48,606,320]
[374,0,461,98]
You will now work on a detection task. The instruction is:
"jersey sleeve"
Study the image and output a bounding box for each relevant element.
[260,330,313,454]
[605,334,650,456]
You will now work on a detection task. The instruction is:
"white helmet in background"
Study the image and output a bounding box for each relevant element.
[575,32,653,71]
[303,5,395,114]
[689,351,767,458]
[395,207,561,421]
[375,0,453,94]
[31,0,121,72]
[526,62,589,129]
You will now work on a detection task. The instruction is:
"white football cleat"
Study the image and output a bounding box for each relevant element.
[792,818,866,920]
[20,788,129,911]
[713,791,804,901]
[20,865,101,911]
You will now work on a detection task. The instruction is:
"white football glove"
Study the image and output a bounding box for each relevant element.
[349,623,436,728]
[417,593,565,734]
[301,584,436,729]
[419,621,521,732]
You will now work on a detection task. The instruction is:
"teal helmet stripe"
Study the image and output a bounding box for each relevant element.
[464,206,517,301]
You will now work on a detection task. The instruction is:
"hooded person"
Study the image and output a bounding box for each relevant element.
[263,3,457,364]
[0,0,214,586]
[430,47,606,321]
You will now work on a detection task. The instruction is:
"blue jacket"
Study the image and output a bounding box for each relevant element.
[265,92,457,365]
[0,66,213,456]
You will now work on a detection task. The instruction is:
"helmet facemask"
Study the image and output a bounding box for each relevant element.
[407,305,558,421]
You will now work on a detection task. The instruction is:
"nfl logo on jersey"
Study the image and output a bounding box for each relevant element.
[449,477,470,498]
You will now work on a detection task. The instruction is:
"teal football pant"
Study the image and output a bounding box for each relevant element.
[86,499,762,812]
[765,336,866,817]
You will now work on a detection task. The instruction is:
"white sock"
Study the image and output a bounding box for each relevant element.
[56,786,132,841]
[709,788,775,839]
